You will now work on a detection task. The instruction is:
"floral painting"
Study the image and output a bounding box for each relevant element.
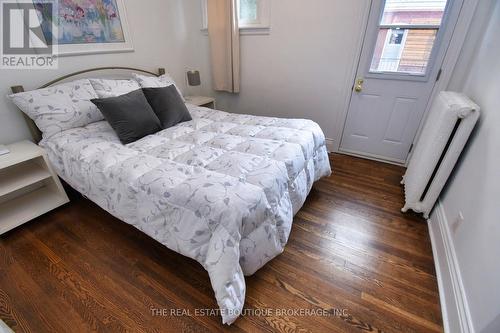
[34,0,125,45]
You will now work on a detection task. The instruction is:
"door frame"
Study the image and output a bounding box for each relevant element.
[331,0,480,166]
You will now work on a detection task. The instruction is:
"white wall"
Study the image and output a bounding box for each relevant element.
[0,0,211,145]
[432,0,500,332]
[208,0,369,146]
[2,0,370,147]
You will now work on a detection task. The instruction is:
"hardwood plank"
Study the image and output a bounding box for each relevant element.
[362,293,442,333]
[268,247,441,331]
[0,153,443,332]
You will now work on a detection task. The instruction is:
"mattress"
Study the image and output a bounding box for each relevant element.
[41,104,332,324]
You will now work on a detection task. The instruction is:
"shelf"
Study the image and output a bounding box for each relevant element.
[0,186,69,234]
[0,160,52,197]
[0,140,69,235]
[185,96,215,106]
[0,141,45,169]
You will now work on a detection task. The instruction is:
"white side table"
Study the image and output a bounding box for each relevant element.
[185,96,216,109]
[0,141,69,234]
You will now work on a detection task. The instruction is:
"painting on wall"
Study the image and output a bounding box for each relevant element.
[34,0,133,56]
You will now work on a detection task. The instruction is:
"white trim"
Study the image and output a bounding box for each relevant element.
[379,24,442,29]
[201,27,270,36]
[239,27,270,35]
[406,0,480,165]
[332,0,372,152]
[428,201,474,333]
[201,0,208,30]
[338,147,406,166]
[325,138,335,153]
[0,318,14,333]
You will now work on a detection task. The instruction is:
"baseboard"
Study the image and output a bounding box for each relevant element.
[428,201,474,333]
[325,138,335,153]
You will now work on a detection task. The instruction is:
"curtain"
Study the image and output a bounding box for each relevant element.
[207,0,240,93]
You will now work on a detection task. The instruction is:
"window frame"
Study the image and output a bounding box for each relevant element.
[201,0,271,35]
[365,0,454,82]
[375,28,409,72]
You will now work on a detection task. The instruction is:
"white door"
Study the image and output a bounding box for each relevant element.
[340,0,463,164]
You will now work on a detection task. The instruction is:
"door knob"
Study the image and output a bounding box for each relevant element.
[354,78,364,92]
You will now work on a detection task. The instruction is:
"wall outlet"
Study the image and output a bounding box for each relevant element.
[451,211,465,234]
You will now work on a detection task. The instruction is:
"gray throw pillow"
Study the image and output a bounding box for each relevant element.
[91,89,161,144]
[142,85,192,129]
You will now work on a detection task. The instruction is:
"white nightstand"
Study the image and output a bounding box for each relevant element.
[0,141,69,234]
[185,96,216,109]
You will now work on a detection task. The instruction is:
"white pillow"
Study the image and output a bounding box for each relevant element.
[9,79,103,140]
[132,73,185,101]
[89,78,141,98]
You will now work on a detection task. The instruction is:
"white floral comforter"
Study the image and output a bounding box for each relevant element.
[41,105,331,324]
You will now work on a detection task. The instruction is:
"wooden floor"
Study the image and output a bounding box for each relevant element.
[0,154,442,333]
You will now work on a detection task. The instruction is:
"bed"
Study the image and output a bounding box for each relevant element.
[10,67,332,324]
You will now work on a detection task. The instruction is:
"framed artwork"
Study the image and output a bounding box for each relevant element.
[34,0,134,56]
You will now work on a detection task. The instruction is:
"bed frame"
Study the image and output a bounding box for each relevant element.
[11,67,166,144]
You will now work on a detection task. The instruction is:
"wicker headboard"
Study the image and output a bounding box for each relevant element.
[11,67,166,144]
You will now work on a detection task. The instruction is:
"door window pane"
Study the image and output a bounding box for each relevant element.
[381,0,448,26]
[370,28,437,74]
[370,0,447,75]
[239,0,258,22]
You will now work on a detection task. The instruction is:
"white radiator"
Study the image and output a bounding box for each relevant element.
[402,91,480,218]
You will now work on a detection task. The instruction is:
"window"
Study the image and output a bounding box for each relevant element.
[201,0,270,33]
[237,0,270,30]
[369,0,449,75]
[389,30,404,44]
[239,0,258,23]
